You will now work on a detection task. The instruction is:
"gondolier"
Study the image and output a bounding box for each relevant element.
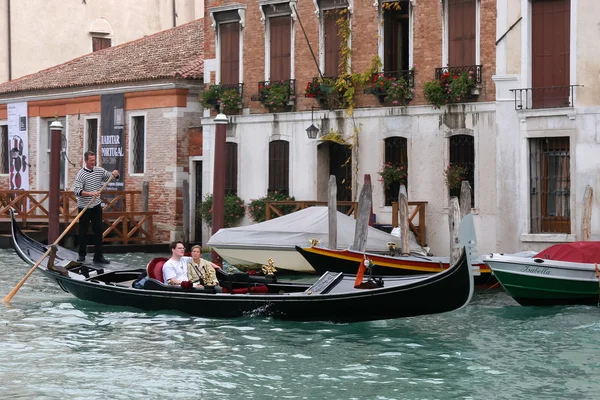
[73,151,119,264]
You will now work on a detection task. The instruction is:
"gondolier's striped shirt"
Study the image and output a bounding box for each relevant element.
[73,167,113,209]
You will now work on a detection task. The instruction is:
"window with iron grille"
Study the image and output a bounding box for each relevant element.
[529,137,570,233]
[384,137,408,206]
[225,142,238,196]
[0,125,7,174]
[131,116,145,174]
[92,37,111,52]
[86,118,98,154]
[268,140,289,195]
[449,135,475,207]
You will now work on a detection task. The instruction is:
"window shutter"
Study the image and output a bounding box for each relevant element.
[532,0,570,108]
[225,142,238,195]
[324,11,343,76]
[270,16,292,81]
[268,140,290,195]
[448,0,476,67]
[92,37,111,52]
[220,23,240,84]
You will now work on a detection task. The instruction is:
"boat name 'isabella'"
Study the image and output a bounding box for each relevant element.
[521,266,551,275]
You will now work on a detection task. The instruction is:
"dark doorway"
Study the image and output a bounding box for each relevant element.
[194,161,203,243]
[329,143,352,208]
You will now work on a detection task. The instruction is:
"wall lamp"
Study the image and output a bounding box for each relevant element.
[305,106,320,139]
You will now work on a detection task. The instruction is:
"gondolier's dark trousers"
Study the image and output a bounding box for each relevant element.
[78,204,104,258]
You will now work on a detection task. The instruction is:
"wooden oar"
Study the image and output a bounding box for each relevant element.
[3,175,115,304]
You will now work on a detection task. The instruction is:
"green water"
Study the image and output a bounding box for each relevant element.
[1,249,600,399]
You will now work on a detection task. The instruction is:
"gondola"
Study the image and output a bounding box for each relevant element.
[9,210,477,322]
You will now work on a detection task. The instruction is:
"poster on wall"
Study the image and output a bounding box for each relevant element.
[7,102,29,190]
[100,94,125,209]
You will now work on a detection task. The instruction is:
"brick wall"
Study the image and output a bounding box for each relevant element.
[204,0,496,111]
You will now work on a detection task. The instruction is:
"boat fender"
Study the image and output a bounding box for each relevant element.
[354,258,369,288]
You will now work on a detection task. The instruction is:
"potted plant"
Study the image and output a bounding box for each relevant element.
[219,88,243,114]
[366,73,414,105]
[247,191,296,223]
[423,71,477,108]
[378,162,407,189]
[444,163,468,190]
[199,85,222,109]
[258,81,294,110]
[198,193,246,228]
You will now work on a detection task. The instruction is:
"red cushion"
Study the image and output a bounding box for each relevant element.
[147,257,169,283]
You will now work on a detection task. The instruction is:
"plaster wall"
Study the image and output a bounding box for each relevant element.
[576,0,600,107]
[200,104,498,256]
[0,0,203,83]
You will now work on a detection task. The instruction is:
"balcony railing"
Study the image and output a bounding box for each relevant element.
[509,85,581,110]
[435,65,483,84]
[253,79,296,110]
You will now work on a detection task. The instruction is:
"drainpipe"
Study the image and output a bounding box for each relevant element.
[172,0,176,27]
[7,0,12,80]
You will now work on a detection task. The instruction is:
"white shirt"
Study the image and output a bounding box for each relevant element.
[162,256,192,284]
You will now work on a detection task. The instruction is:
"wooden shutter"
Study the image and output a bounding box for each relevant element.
[92,37,111,52]
[383,3,410,72]
[0,125,7,174]
[220,23,240,84]
[270,16,292,81]
[268,140,290,195]
[225,142,238,195]
[448,0,476,67]
[532,0,570,108]
[324,11,342,76]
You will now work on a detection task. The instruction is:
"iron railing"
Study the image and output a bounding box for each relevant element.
[255,79,296,106]
[435,65,483,84]
[509,85,581,110]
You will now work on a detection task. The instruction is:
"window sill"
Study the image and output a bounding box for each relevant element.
[516,107,576,121]
[520,233,576,243]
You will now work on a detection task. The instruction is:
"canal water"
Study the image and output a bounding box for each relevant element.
[1,248,600,399]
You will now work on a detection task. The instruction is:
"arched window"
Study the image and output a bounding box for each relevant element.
[449,134,474,206]
[268,140,289,195]
[384,136,408,205]
[225,142,238,195]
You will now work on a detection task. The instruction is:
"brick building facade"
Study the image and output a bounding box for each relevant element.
[0,20,204,243]
[198,0,500,255]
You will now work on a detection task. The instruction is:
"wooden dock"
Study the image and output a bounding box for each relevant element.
[0,190,156,250]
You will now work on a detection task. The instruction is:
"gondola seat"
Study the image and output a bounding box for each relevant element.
[147,257,169,283]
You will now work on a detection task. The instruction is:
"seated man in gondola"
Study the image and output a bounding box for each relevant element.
[187,245,222,292]
[163,241,202,288]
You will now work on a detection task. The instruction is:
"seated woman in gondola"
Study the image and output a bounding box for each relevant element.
[187,245,223,293]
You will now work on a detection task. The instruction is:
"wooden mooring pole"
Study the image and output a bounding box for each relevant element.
[582,185,593,241]
[142,181,149,238]
[460,180,472,219]
[182,179,190,247]
[328,175,337,249]
[449,197,461,264]
[353,174,372,252]
[398,185,410,255]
